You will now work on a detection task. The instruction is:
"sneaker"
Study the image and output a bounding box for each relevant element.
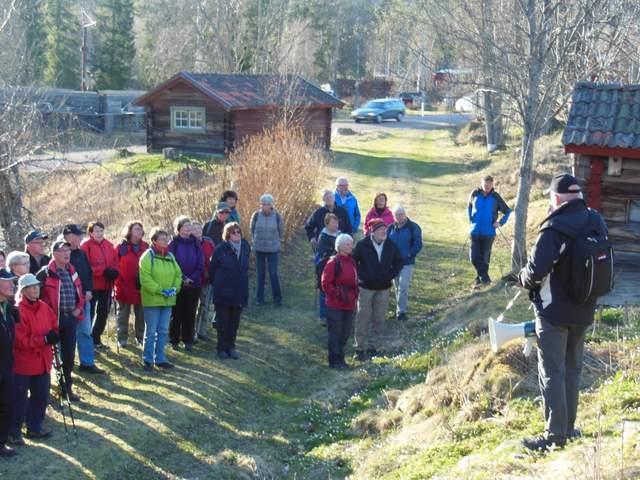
[79,364,105,374]
[521,435,565,452]
[353,351,367,362]
[25,430,51,440]
[156,362,174,369]
[397,313,408,321]
[7,435,25,446]
[0,445,17,457]
[227,349,239,360]
[217,351,230,360]
[481,277,492,285]
[143,362,154,372]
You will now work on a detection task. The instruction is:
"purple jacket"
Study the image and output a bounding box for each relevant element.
[168,235,204,289]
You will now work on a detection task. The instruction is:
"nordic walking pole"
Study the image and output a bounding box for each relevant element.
[52,344,79,441]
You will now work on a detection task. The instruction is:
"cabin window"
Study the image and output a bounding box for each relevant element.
[170,107,205,132]
[630,200,640,223]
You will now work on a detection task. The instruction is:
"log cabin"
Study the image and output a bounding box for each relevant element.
[132,72,344,154]
[563,82,640,306]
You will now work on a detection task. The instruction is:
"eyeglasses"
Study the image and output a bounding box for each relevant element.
[230,230,241,235]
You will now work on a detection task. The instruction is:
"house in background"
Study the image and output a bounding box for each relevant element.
[563,82,640,305]
[132,71,344,154]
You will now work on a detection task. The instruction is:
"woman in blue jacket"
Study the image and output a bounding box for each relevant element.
[209,222,251,360]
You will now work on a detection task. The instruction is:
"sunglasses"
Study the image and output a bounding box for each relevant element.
[219,210,231,215]
[230,230,241,235]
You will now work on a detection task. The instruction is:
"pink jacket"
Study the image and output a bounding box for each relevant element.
[364,207,394,234]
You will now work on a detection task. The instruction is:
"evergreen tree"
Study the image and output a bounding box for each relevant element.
[94,0,136,90]
[19,0,47,84]
[43,0,81,89]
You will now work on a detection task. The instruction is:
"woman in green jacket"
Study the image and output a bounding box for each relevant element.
[139,228,182,371]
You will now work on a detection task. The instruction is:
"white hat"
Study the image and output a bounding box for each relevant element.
[18,273,40,291]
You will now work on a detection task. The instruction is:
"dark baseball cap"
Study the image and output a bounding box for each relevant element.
[549,174,582,194]
[62,224,84,236]
[24,230,48,243]
[52,239,71,252]
[0,269,17,281]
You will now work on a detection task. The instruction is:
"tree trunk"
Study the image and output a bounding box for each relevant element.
[483,90,504,153]
[511,127,535,272]
[0,167,26,250]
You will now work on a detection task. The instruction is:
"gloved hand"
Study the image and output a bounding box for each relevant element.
[161,288,177,297]
[45,330,60,345]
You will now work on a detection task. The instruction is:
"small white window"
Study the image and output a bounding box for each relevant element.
[171,107,205,132]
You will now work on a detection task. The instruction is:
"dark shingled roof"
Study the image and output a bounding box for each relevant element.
[134,71,343,111]
[562,82,640,150]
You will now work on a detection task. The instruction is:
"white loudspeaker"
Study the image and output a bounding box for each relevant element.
[488,317,536,353]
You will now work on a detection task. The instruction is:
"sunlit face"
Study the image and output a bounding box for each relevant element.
[337,180,349,195]
[91,226,105,242]
[65,233,82,249]
[225,197,237,209]
[191,224,203,240]
[482,180,494,194]
[53,245,71,266]
[178,222,192,238]
[338,239,353,255]
[0,279,15,300]
[217,210,231,221]
[130,224,144,242]
[22,284,40,302]
[327,218,339,233]
[11,260,30,276]
[372,226,388,243]
[154,234,169,248]
[26,239,46,256]
[375,195,387,209]
[323,192,335,207]
[394,211,407,224]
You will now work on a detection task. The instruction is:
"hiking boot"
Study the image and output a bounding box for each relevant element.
[567,428,583,441]
[79,364,105,374]
[397,313,408,321]
[353,351,367,362]
[7,434,25,446]
[143,362,154,372]
[367,348,378,358]
[25,430,51,440]
[522,435,565,452]
[0,445,17,457]
[156,362,174,370]
[227,349,239,360]
[217,351,230,360]
[184,344,193,352]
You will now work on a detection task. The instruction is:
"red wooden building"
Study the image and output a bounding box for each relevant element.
[133,72,343,154]
[563,82,640,305]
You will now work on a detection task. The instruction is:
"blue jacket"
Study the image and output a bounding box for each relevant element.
[467,188,511,236]
[168,235,204,289]
[335,191,361,233]
[389,219,423,266]
[519,199,607,327]
[209,240,251,307]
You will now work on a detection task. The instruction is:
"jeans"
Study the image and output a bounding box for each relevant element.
[470,235,495,282]
[59,313,78,393]
[326,308,354,366]
[354,288,390,351]
[215,305,242,353]
[77,300,96,367]
[10,373,50,435]
[255,251,282,303]
[169,287,201,346]
[91,289,112,345]
[0,369,13,446]
[393,264,415,315]
[536,316,589,442]
[143,307,172,364]
[116,302,144,344]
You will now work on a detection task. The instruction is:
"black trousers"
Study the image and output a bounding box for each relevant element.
[215,305,242,353]
[91,289,112,345]
[0,368,13,446]
[326,307,354,366]
[470,235,495,282]
[59,313,77,393]
[170,287,201,346]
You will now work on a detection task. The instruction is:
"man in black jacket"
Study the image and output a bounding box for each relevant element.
[305,189,352,247]
[25,230,50,275]
[352,218,403,360]
[519,174,607,452]
[0,269,18,457]
[203,202,231,246]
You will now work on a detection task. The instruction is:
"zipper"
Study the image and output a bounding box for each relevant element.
[586,256,594,301]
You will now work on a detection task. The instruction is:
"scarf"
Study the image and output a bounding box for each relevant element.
[152,244,169,257]
[229,240,242,259]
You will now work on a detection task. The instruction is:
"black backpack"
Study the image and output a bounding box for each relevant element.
[550,210,614,303]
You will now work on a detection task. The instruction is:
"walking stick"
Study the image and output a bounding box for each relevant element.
[52,344,79,441]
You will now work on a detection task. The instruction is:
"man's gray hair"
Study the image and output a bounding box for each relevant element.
[6,251,29,268]
[553,191,583,205]
[335,176,349,186]
[260,193,274,205]
[393,205,406,215]
[335,233,354,252]
[322,189,333,198]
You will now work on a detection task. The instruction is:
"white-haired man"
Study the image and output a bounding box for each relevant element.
[334,177,361,234]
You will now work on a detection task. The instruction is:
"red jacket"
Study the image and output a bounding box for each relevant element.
[364,207,395,235]
[82,237,119,291]
[114,240,149,304]
[36,260,85,321]
[201,238,215,283]
[14,298,58,376]
[321,254,359,311]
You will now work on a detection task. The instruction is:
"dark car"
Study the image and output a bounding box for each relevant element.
[351,99,405,123]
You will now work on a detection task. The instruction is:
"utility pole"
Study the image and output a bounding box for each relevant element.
[80,9,96,91]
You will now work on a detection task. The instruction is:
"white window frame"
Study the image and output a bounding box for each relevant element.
[170,106,205,132]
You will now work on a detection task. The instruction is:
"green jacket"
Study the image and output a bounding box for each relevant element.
[139,249,183,307]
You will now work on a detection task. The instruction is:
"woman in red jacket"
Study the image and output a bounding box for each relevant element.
[9,274,58,443]
[321,234,358,369]
[82,222,119,350]
[114,222,148,348]
[364,193,395,235]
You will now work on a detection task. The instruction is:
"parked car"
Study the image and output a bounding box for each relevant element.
[351,99,405,123]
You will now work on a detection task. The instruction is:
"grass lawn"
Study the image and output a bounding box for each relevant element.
[6,126,636,479]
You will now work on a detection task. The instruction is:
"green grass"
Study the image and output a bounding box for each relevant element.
[106,152,224,175]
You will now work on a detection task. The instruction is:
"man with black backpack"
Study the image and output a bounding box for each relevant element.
[518,174,613,452]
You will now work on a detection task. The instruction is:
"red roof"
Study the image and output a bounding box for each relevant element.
[133,71,344,111]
